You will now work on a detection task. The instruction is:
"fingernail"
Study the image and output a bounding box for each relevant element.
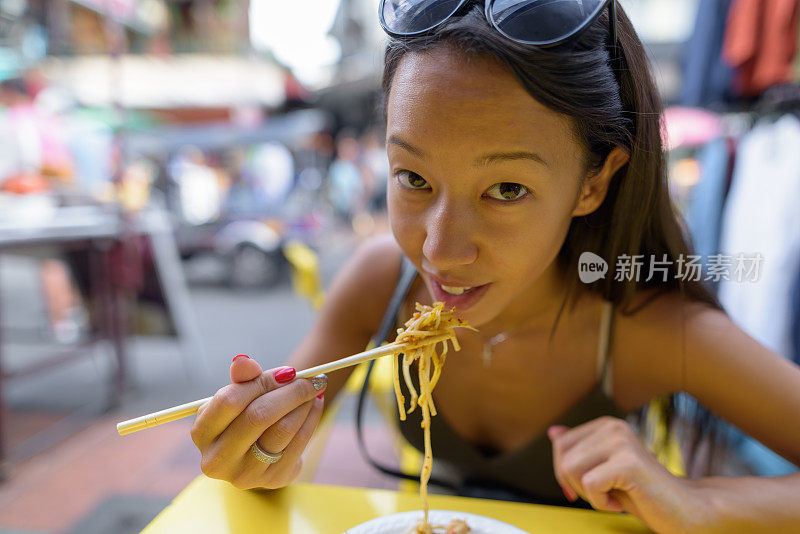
[561,486,571,500]
[548,425,565,439]
[317,392,324,400]
[274,367,296,384]
[310,374,327,391]
[232,354,250,363]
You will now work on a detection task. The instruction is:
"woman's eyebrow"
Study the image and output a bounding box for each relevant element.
[388,135,549,168]
[474,151,549,168]
[387,135,426,158]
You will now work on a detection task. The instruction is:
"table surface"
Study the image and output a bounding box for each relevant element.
[0,204,174,247]
[0,205,121,246]
[142,476,651,533]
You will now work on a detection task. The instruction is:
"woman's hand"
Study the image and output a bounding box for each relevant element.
[548,417,711,533]
[190,355,327,491]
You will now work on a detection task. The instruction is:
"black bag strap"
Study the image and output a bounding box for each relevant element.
[373,255,418,347]
[355,255,458,491]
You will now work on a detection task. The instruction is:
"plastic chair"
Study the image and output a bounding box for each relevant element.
[283,240,325,310]
[644,396,687,477]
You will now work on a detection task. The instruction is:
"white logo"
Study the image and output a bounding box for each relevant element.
[578,252,764,283]
[578,252,608,283]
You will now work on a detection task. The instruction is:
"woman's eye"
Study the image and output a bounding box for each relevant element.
[397,170,430,190]
[485,182,529,201]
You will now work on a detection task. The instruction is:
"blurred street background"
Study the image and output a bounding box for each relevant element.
[0,0,799,532]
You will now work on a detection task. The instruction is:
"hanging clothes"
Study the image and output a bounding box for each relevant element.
[686,136,735,264]
[791,259,800,364]
[679,0,735,107]
[722,0,800,98]
[793,7,800,82]
[718,114,800,359]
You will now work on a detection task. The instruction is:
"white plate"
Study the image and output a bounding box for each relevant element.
[343,510,531,533]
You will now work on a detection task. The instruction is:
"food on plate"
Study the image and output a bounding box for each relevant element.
[406,517,472,533]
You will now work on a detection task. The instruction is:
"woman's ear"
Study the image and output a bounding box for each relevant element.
[571,147,629,217]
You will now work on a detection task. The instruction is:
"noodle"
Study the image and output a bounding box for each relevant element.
[392,302,475,533]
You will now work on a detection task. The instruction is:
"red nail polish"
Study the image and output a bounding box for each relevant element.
[274,367,296,383]
[317,392,324,400]
[233,354,249,363]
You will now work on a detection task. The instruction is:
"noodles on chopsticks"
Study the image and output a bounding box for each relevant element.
[392,302,475,533]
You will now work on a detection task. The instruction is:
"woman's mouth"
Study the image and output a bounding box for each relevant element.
[440,284,473,295]
[428,278,491,312]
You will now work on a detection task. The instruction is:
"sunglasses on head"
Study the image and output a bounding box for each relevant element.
[379,0,621,72]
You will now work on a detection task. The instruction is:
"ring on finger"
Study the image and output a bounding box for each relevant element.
[250,442,285,464]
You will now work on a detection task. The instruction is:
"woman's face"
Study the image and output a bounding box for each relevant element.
[387,45,594,328]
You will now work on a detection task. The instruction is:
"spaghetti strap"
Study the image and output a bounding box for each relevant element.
[596,300,615,398]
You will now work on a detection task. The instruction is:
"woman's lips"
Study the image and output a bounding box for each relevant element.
[428,278,491,312]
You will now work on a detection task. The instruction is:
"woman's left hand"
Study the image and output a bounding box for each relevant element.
[548,417,711,533]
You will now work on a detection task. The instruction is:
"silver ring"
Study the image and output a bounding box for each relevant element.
[250,442,284,464]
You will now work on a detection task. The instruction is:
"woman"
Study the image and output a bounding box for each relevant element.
[190,2,800,531]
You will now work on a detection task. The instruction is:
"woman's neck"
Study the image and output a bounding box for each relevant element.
[481,260,571,337]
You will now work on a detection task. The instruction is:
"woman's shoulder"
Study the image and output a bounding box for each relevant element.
[617,287,722,324]
[610,288,725,409]
[320,233,406,339]
[286,234,406,394]
[344,232,404,277]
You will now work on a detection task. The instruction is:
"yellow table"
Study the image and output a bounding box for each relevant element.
[142,476,651,533]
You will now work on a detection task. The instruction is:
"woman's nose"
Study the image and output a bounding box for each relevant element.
[421,200,478,270]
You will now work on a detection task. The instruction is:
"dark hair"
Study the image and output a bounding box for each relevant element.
[380,3,722,476]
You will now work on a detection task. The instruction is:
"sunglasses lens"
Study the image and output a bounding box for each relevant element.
[490,0,606,45]
[382,0,464,35]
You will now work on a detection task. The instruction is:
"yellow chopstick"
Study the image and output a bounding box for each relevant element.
[116,334,451,436]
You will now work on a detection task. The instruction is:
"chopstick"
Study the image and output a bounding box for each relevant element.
[116,333,452,436]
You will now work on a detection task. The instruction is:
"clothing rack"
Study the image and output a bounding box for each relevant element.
[754,82,800,114]
[709,83,800,138]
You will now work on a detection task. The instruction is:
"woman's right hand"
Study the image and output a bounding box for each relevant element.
[191,355,327,490]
